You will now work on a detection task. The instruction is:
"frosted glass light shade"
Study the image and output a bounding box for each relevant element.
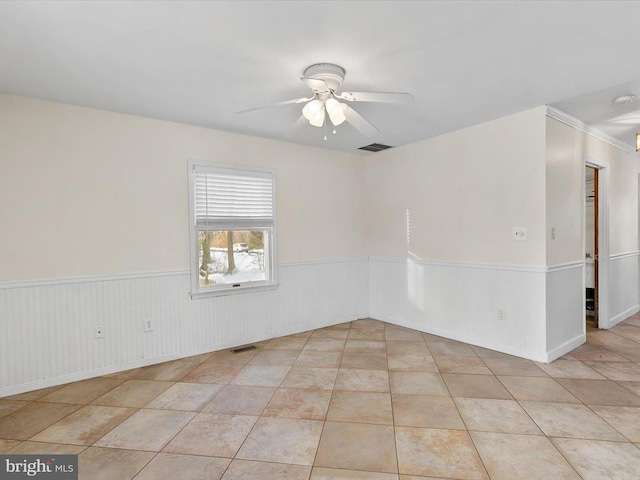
[302,99,323,120]
[325,98,346,126]
[309,110,325,127]
[302,99,325,127]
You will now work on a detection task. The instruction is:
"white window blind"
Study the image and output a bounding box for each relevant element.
[194,166,274,230]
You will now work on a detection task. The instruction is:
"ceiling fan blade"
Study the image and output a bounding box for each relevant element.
[343,105,378,137]
[285,114,308,138]
[301,77,331,94]
[337,91,414,104]
[236,96,313,114]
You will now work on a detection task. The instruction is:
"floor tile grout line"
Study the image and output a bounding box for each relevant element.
[384,323,402,477]
[129,448,160,479]
[121,340,267,476]
[446,358,497,480]
[614,379,640,397]
[308,320,353,476]
[544,436,594,480]
[509,392,591,480]
[585,403,640,444]
[606,322,640,346]
[174,338,277,478]
[212,336,297,470]
[214,323,334,477]
[590,329,640,362]
[398,324,491,479]
[19,401,87,444]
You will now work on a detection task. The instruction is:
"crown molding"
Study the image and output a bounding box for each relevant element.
[546,105,639,157]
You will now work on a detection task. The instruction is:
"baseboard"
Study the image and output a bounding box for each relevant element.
[607,304,640,329]
[0,345,223,398]
[0,313,367,398]
[370,314,549,363]
[545,333,586,363]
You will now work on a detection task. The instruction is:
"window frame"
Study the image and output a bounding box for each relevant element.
[188,159,277,298]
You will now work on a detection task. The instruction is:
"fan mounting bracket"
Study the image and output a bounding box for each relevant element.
[303,63,346,92]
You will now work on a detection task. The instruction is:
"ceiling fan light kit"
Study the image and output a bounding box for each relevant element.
[238,63,414,139]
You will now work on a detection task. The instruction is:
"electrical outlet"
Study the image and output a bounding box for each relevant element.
[144,318,154,332]
[95,325,104,339]
[551,227,556,240]
[512,227,527,241]
[497,309,506,321]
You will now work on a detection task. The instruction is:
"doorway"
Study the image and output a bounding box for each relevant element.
[585,166,598,328]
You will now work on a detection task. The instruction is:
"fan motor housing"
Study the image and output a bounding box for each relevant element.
[303,63,345,91]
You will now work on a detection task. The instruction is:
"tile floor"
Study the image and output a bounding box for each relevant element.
[2,316,640,479]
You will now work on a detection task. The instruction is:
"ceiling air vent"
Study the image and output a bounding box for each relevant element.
[358,143,394,153]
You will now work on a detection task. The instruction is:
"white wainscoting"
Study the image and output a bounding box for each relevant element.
[545,261,585,362]
[608,251,640,328]
[4,253,638,395]
[369,257,549,362]
[0,258,369,397]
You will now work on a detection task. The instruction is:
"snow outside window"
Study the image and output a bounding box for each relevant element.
[188,160,277,297]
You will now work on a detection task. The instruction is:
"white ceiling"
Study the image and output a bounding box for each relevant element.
[552,78,640,150]
[1,1,640,154]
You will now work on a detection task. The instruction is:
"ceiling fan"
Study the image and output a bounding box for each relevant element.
[237,63,414,138]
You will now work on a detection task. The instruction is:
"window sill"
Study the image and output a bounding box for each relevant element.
[189,282,278,299]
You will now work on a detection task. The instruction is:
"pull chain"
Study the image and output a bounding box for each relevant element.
[323,117,327,141]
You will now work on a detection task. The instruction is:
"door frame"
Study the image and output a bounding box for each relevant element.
[585,157,609,329]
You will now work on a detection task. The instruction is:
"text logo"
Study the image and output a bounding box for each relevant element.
[0,455,77,480]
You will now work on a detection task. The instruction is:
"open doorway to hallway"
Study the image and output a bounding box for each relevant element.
[585,166,598,328]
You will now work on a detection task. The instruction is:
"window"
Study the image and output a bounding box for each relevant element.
[188,160,277,297]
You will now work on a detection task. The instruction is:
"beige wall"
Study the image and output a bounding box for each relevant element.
[366,107,548,266]
[545,117,585,265]
[3,93,635,281]
[546,117,640,265]
[608,141,640,256]
[0,94,367,281]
